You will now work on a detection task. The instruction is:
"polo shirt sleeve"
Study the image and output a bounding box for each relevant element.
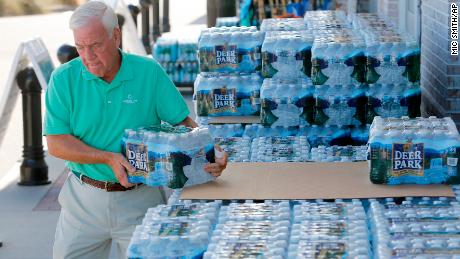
[155,64,190,125]
[43,71,72,135]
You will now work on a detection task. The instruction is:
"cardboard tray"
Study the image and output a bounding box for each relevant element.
[208,116,260,124]
[181,162,454,200]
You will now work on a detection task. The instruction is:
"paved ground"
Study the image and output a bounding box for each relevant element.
[0,1,204,258]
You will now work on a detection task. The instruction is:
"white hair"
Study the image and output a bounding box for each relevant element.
[69,1,118,38]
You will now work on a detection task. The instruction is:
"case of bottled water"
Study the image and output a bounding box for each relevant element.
[289,200,370,258]
[368,116,460,184]
[208,124,251,162]
[198,26,264,73]
[127,218,213,259]
[313,84,366,127]
[121,123,216,189]
[218,201,291,222]
[250,136,310,162]
[304,10,348,26]
[260,18,308,32]
[205,201,291,258]
[142,201,221,225]
[216,17,239,27]
[260,77,314,127]
[261,31,314,79]
[204,239,288,258]
[366,83,421,120]
[311,29,366,86]
[288,239,370,259]
[350,13,421,85]
[216,137,251,162]
[369,198,460,258]
[293,200,367,222]
[310,145,367,162]
[207,220,290,258]
[211,220,290,243]
[194,73,262,117]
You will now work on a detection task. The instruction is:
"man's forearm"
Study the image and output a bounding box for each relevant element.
[46,134,112,164]
[179,116,198,128]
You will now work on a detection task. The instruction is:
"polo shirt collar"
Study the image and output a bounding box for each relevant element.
[81,50,134,84]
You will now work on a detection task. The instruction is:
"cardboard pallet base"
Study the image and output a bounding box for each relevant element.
[208,116,260,124]
[181,162,454,200]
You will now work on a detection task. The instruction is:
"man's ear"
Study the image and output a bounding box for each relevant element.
[113,27,121,47]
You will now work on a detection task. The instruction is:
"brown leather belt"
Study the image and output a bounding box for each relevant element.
[72,171,142,192]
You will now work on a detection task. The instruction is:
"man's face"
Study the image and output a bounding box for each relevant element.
[73,19,120,78]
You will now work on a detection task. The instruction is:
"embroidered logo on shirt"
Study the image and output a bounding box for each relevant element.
[122,94,138,104]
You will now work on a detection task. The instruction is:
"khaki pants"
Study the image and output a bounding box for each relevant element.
[53,173,165,259]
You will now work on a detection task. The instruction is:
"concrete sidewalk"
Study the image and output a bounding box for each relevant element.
[0,155,65,259]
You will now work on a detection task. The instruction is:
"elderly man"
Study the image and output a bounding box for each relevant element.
[44,1,227,258]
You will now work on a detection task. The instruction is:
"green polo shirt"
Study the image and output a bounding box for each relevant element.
[44,51,189,182]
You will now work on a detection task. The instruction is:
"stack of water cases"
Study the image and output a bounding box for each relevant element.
[153,36,199,84]
[127,201,221,258]
[351,13,421,120]
[207,123,369,162]
[204,201,291,258]
[121,123,216,189]
[368,116,460,184]
[369,197,460,258]
[289,200,371,258]
[195,26,264,121]
[208,124,251,162]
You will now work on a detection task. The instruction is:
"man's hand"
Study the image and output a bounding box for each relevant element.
[204,145,228,177]
[105,153,136,188]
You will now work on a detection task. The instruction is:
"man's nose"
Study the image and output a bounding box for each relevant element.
[80,47,96,59]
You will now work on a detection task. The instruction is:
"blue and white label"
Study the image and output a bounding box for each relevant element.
[215,45,237,65]
[212,87,237,113]
[126,143,149,176]
[392,142,424,177]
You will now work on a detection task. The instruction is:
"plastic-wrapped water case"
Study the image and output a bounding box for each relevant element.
[198,26,264,73]
[127,218,212,259]
[310,29,366,86]
[261,31,314,79]
[203,239,287,259]
[211,220,290,243]
[194,73,262,117]
[218,201,291,222]
[368,116,460,184]
[260,77,314,127]
[260,18,308,32]
[121,123,216,189]
[142,201,221,224]
[288,239,371,259]
[250,136,310,162]
[310,145,367,162]
[215,137,251,162]
[368,198,460,259]
[293,200,366,222]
